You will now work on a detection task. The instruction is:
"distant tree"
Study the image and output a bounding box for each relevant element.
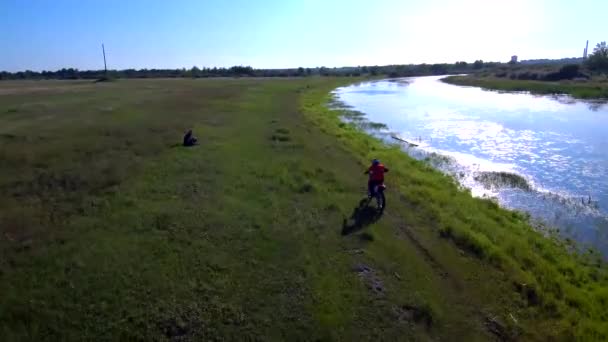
[586,41,608,72]
[297,67,305,76]
[124,69,138,78]
[430,63,448,75]
[543,64,582,81]
[473,60,484,69]
[229,65,254,76]
[558,64,580,78]
[190,66,201,78]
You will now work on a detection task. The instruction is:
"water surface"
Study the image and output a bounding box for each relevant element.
[335,76,608,254]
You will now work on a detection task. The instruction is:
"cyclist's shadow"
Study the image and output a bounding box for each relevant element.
[341,198,383,236]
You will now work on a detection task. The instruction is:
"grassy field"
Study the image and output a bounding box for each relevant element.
[442,75,608,99]
[0,78,606,340]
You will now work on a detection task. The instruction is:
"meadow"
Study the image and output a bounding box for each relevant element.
[0,78,606,340]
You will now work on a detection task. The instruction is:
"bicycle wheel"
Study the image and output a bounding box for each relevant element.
[376,191,385,211]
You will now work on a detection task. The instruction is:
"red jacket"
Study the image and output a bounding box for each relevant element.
[368,163,388,181]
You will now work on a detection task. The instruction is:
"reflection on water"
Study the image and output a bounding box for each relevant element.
[335,76,608,255]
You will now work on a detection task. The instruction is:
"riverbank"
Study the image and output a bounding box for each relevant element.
[304,80,608,339]
[442,75,608,99]
[336,76,608,254]
[0,78,606,340]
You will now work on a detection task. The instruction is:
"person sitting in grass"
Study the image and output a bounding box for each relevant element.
[183,129,198,147]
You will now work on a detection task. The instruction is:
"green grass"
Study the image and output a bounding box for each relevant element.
[442,75,608,99]
[0,78,606,340]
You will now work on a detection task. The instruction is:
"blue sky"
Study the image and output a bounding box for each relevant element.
[1,0,607,71]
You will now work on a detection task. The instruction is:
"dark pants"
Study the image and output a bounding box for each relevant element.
[183,137,198,147]
[368,179,383,195]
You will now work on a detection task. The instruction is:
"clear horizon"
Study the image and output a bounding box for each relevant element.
[2,0,607,72]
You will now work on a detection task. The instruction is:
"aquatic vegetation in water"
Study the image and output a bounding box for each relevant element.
[423,152,456,168]
[474,171,532,191]
[341,109,366,119]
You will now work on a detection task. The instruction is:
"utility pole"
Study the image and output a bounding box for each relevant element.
[102,43,108,75]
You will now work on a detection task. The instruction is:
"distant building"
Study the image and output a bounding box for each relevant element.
[583,40,589,59]
[510,55,518,63]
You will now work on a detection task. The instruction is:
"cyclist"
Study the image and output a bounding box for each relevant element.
[365,159,389,198]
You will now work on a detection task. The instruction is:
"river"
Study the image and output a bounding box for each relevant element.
[334,76,608,255]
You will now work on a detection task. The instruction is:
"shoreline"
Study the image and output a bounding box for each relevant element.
[331,80,608,256]
[441,75,608,100]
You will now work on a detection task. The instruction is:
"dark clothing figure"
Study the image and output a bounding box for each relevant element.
[183,129,198,147]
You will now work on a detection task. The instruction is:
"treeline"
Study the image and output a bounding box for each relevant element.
[0,62,496,80]
[519,57,584,65]
[3,42,606,81]
[487,42,608,81]
[492,64,590,81]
